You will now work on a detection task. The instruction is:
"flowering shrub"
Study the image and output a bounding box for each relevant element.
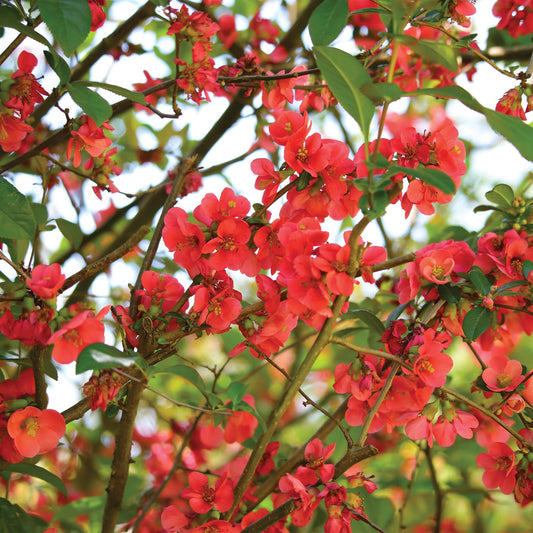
[0,0,533,532]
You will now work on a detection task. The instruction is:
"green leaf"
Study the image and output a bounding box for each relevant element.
[0,178,37,240]
[296,170,311,191]
[43,49,71,84]
[493,279,528,295]
[160,364,208,393]
[314,46,374,142]
[469,266,492,296]
[3,463,68,497]
[360,82,404,104]
[396,35,458,72]
[387,164,456,195]
[67,83,113,126]
[0,5,71,84]
[309,0,348,46]
[76,343,135,374]
[438,284,461,303]
[39,0,92,56]
[0,498,47,532]
[523,260,533,279]
[227,382,247,406]
[56,218,84,249]
[346,308,385,336]
[73,80,147,106]
[462,306,492,341]
[385,302,409,327]
[52,495,106,524]
[158,364,220,406]
[485,183,515,207]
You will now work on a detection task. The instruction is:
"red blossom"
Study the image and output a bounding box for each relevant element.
[26,263,65,300]
[67,116,113,167]
[181,471,234,514]
[496,88,526,120]
[47,306,109,364]
[7,406,65,458]
[482,355,524,392]
[477,441,517,494]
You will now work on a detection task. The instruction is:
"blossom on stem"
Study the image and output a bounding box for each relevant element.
[181,471,234,513]
[26,263,65,300]
[7,406,65,458]
[476,441,517,494]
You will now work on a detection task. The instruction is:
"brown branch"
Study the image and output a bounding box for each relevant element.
[29,345,48,409]
[424,445,444,533]
[101,379,145,533]
[59,225,149,294]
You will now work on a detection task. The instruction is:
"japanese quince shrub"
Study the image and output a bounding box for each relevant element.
[0,1,532,532]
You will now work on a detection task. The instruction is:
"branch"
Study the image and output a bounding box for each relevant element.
[424,445,444,533]
[60,225,149,294]
[101,379,145,533]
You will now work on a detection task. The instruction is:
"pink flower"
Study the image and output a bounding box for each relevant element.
[476,442,517,494]
[482,355,524,392]
[181,471,234,513]
[26,263,65,300]
[47,307,109,364]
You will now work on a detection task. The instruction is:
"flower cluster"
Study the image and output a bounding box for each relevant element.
[0,51,47,152]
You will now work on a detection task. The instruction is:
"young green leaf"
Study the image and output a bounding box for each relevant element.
[387,164,456,195]
[73,80,148,106]
[485,183,515,207]
[468,266,492,296]
[309,0,349,46]
[313,46,374,142]
[76,343,135,374]
[3,463,68,497]
[39,0,92,57]
[0,178,37,240]
[462,306,492,341]
[67,83,113,126]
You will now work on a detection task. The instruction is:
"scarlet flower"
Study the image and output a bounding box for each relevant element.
[482,355,524,392]
[192,286,241,333]
[223,394,258,444]
[136,270,185,314]
[67,116,113,167]
[284,132,328,176]
[0,110,33,152]
[432,409,479,447]
[26,263,65,300]
[163,206,206,273]
[496,88,526,120]
[0,418,24,463]
[300,438,336,483]
[493,0,533,39]
[88,0,107,31]
[476,441,517,494]
[161,505,190,532]
[278,473,320,527]
[7,406,65,458]
[269,110,310,146]
[0,368,35,400]
[202,218,252,271]
[4,51,48,120]
[47,306,109,364]
[82,370,124,411]
[193,187,250,226]
[413,330,453,387]
[181,471,234,513]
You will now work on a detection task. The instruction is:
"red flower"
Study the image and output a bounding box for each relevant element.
[7,406,65,458]
[26,263,65,300]
[67,116,113,167]
[82,370,125,411]
[202,218,252,271]
[496,88,526,120]
[482,355,524,392]
[476,441,517,494]
[47,306,109,364]
[0,110,33,152]
[181,471,234,513]
[413,330,453,387]
[284,132,328,176]
[161,505,190,532]
[4,51,48,120]
[223,394,258,444]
